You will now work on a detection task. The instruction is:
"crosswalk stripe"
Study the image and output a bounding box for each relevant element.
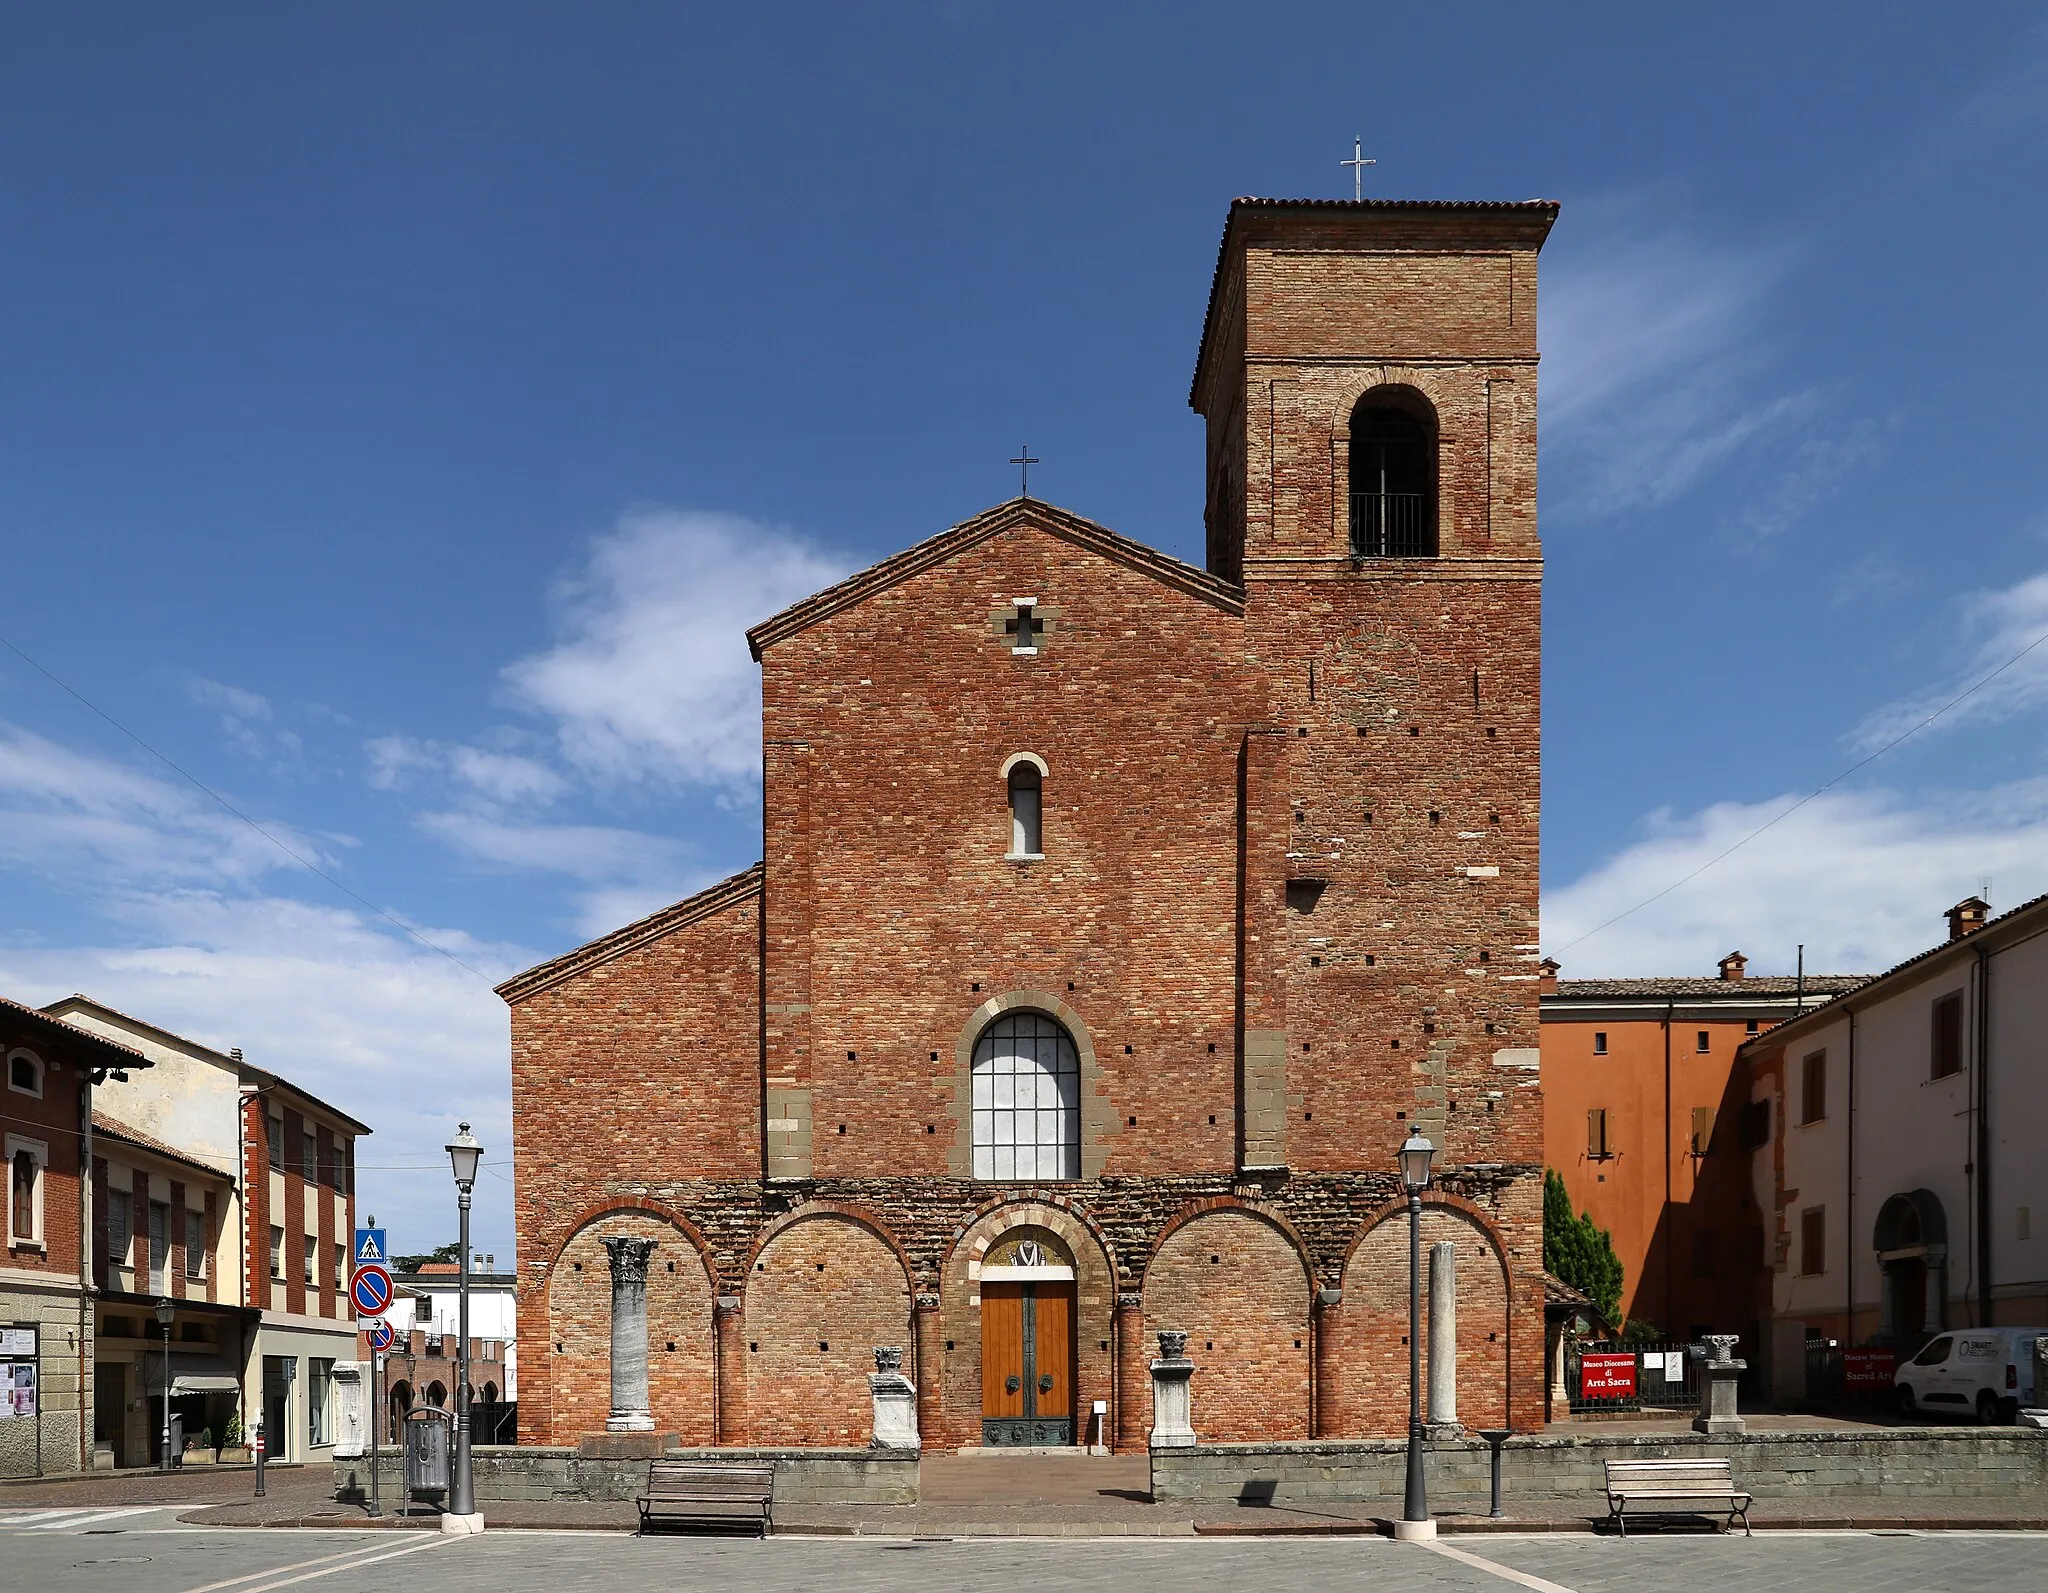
[31,1506,160,1530]
[3,1509,99,1528]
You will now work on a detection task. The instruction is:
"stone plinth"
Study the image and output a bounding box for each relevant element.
[1150,1331,1196,1450]
[1693,1335,1746,1437]
[575,1431,677,1459]
[869,1346,920,1451]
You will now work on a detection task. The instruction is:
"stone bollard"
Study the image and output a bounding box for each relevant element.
[602,1235,658,1432]
[1149,1331,1196,1449]
[1692,1334,1746,1436]
[869,1346,920,1450]
[1426,1241,1461,1439]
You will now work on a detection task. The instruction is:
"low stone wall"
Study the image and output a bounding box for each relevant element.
[333,1445,919,1507]
[1149,1429,2048,1506]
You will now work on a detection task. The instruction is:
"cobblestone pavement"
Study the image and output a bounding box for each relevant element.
[5,1526,2048,1593]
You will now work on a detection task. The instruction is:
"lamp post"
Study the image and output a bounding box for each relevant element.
[445,1124,482,1529]
[155,1297,176,1471]
[1396,1128,1436,1540]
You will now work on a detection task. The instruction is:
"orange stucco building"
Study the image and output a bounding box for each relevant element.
[1540,955,1864,1343]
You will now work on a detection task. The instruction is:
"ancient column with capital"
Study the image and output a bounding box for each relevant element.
[602,1235,658,1433]
[912,1294,943,1448]
[1312,1287,1344,1438]
[713,1294,745,1445]
[1113,1293,1147,1453]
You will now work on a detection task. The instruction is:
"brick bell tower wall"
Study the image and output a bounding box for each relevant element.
[1194,199,1554,1433]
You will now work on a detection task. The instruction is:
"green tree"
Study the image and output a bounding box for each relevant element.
[392,1241,461,1272]
[1543,1169,1624,1326]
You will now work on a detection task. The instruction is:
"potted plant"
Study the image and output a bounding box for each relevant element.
[217,1410,250,1464]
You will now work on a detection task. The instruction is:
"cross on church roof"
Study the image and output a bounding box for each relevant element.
[1341,137,1376,201]
[1009,445,1040,498]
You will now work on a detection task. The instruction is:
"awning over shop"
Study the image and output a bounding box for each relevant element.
[142,1372,243,1396]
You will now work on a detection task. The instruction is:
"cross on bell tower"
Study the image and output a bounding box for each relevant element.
[1341,137,1376,201]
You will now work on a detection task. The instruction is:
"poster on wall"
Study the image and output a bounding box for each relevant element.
[3,1362,35,1420]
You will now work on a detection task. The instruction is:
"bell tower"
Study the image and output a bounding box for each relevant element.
[1193,197,1556,1191]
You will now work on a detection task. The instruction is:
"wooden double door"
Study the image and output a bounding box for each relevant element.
[981,1281,1074,1446]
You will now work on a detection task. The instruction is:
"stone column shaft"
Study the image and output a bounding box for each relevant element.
[1427,1240,1459,1437]
[602,1236,657,1433]
[1114,1294,1146,1453]
[912,1295,943,1449]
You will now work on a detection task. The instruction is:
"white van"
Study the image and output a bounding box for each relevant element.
[1894,1327,2044,1424]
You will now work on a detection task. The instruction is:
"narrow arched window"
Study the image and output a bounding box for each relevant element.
[971,1011,1080,1180]
[1350,398,1437,556]
[1008,761,1043,857]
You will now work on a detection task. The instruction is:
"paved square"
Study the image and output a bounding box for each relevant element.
[6,1523,2048,1593]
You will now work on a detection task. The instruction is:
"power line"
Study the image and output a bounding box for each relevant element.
[0,630,493,983]
[1553,622,2048,956]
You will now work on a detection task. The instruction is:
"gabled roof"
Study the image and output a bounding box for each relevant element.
[2,994,155,1071]
[92,1109,237,1185]
[1736,890,2048,1059]
[496,862,766,1004]
[238,1065,373,1138]
[744,498,1242,660]
[1550,975,1868,1002]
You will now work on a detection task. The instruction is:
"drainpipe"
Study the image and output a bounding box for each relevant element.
[1845,1010,1855,1349]
[1975,943,1991,1329]
[1663,999,1674,1334]
[79,1067,94,1473]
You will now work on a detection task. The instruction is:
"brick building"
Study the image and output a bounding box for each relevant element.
[1540,955,1865,1346]
[42,995,368,1466]
[506,197,1557,1448]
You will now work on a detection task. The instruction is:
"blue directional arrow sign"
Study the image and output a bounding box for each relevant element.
[354,1227,387,1266]
[350,1262,394,1317]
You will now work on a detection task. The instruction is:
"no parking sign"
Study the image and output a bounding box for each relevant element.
[350,1262,394,1317]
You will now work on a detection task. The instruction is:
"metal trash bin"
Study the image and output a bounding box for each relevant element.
[168,1415,185,1468]
[403,1411,450,1501]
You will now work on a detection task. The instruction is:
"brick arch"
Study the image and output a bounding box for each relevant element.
[1321,366,1451,432]
[1141,1201,1314,1442]
[542,1204,717,1446]
[1142,1195,1315,1290]
[943,1191,1122,1280]
[1334,1194,1513,1436]
[538,1194,720,1284]
[743,1207,914,1446]
[741,1198,914,1292]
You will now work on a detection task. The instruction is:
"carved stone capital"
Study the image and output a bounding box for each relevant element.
[601,1234,658,1287]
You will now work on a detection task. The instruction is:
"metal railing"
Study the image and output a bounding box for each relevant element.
[1349,492,1434,557]
[1566,1341,1704,1414]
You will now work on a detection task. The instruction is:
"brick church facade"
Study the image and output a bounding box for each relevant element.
[504,196,1556,1450]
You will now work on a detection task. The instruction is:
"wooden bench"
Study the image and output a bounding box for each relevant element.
[1602,1458,1752,1537]
[635,1461,775,1537]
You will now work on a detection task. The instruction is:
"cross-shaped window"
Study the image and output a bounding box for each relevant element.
[1005,599,1039,655]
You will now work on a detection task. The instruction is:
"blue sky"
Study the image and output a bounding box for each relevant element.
[4,4,2046,1258]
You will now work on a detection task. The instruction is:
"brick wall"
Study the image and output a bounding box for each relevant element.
[505,199,1553,1448]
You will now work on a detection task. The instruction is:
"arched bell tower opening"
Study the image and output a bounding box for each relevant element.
[1348,388,1438,557]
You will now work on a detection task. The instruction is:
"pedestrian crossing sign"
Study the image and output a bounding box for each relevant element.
[354,1227,387,1265]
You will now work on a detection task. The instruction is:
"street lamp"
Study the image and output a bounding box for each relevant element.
[155,1297,176,1472]
[1396,1127,1436,1540]
[445,1123,482,1528]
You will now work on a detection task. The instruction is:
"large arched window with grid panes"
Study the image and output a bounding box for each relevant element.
[971,1011,1080,1181]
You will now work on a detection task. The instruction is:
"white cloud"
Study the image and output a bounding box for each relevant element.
[1540,205,1879,529]
[187,676,306,769]
[1848,569,2048,751]
[0,723,324,887]
[0,892,524,1261]
[503,508,850,791]
[1544,781,2048,979]
[366,734,566,807]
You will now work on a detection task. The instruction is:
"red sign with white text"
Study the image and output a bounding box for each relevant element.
[1581,1352,1638,1399]
[1843,1347,1898,1389]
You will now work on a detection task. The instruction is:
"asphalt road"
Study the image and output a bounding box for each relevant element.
[3,1523,2047,1593]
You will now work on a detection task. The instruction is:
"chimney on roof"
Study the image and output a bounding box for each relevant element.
[1718,951,1747,981]
[1946,895,1991,941]
[1539,957,1559,995]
